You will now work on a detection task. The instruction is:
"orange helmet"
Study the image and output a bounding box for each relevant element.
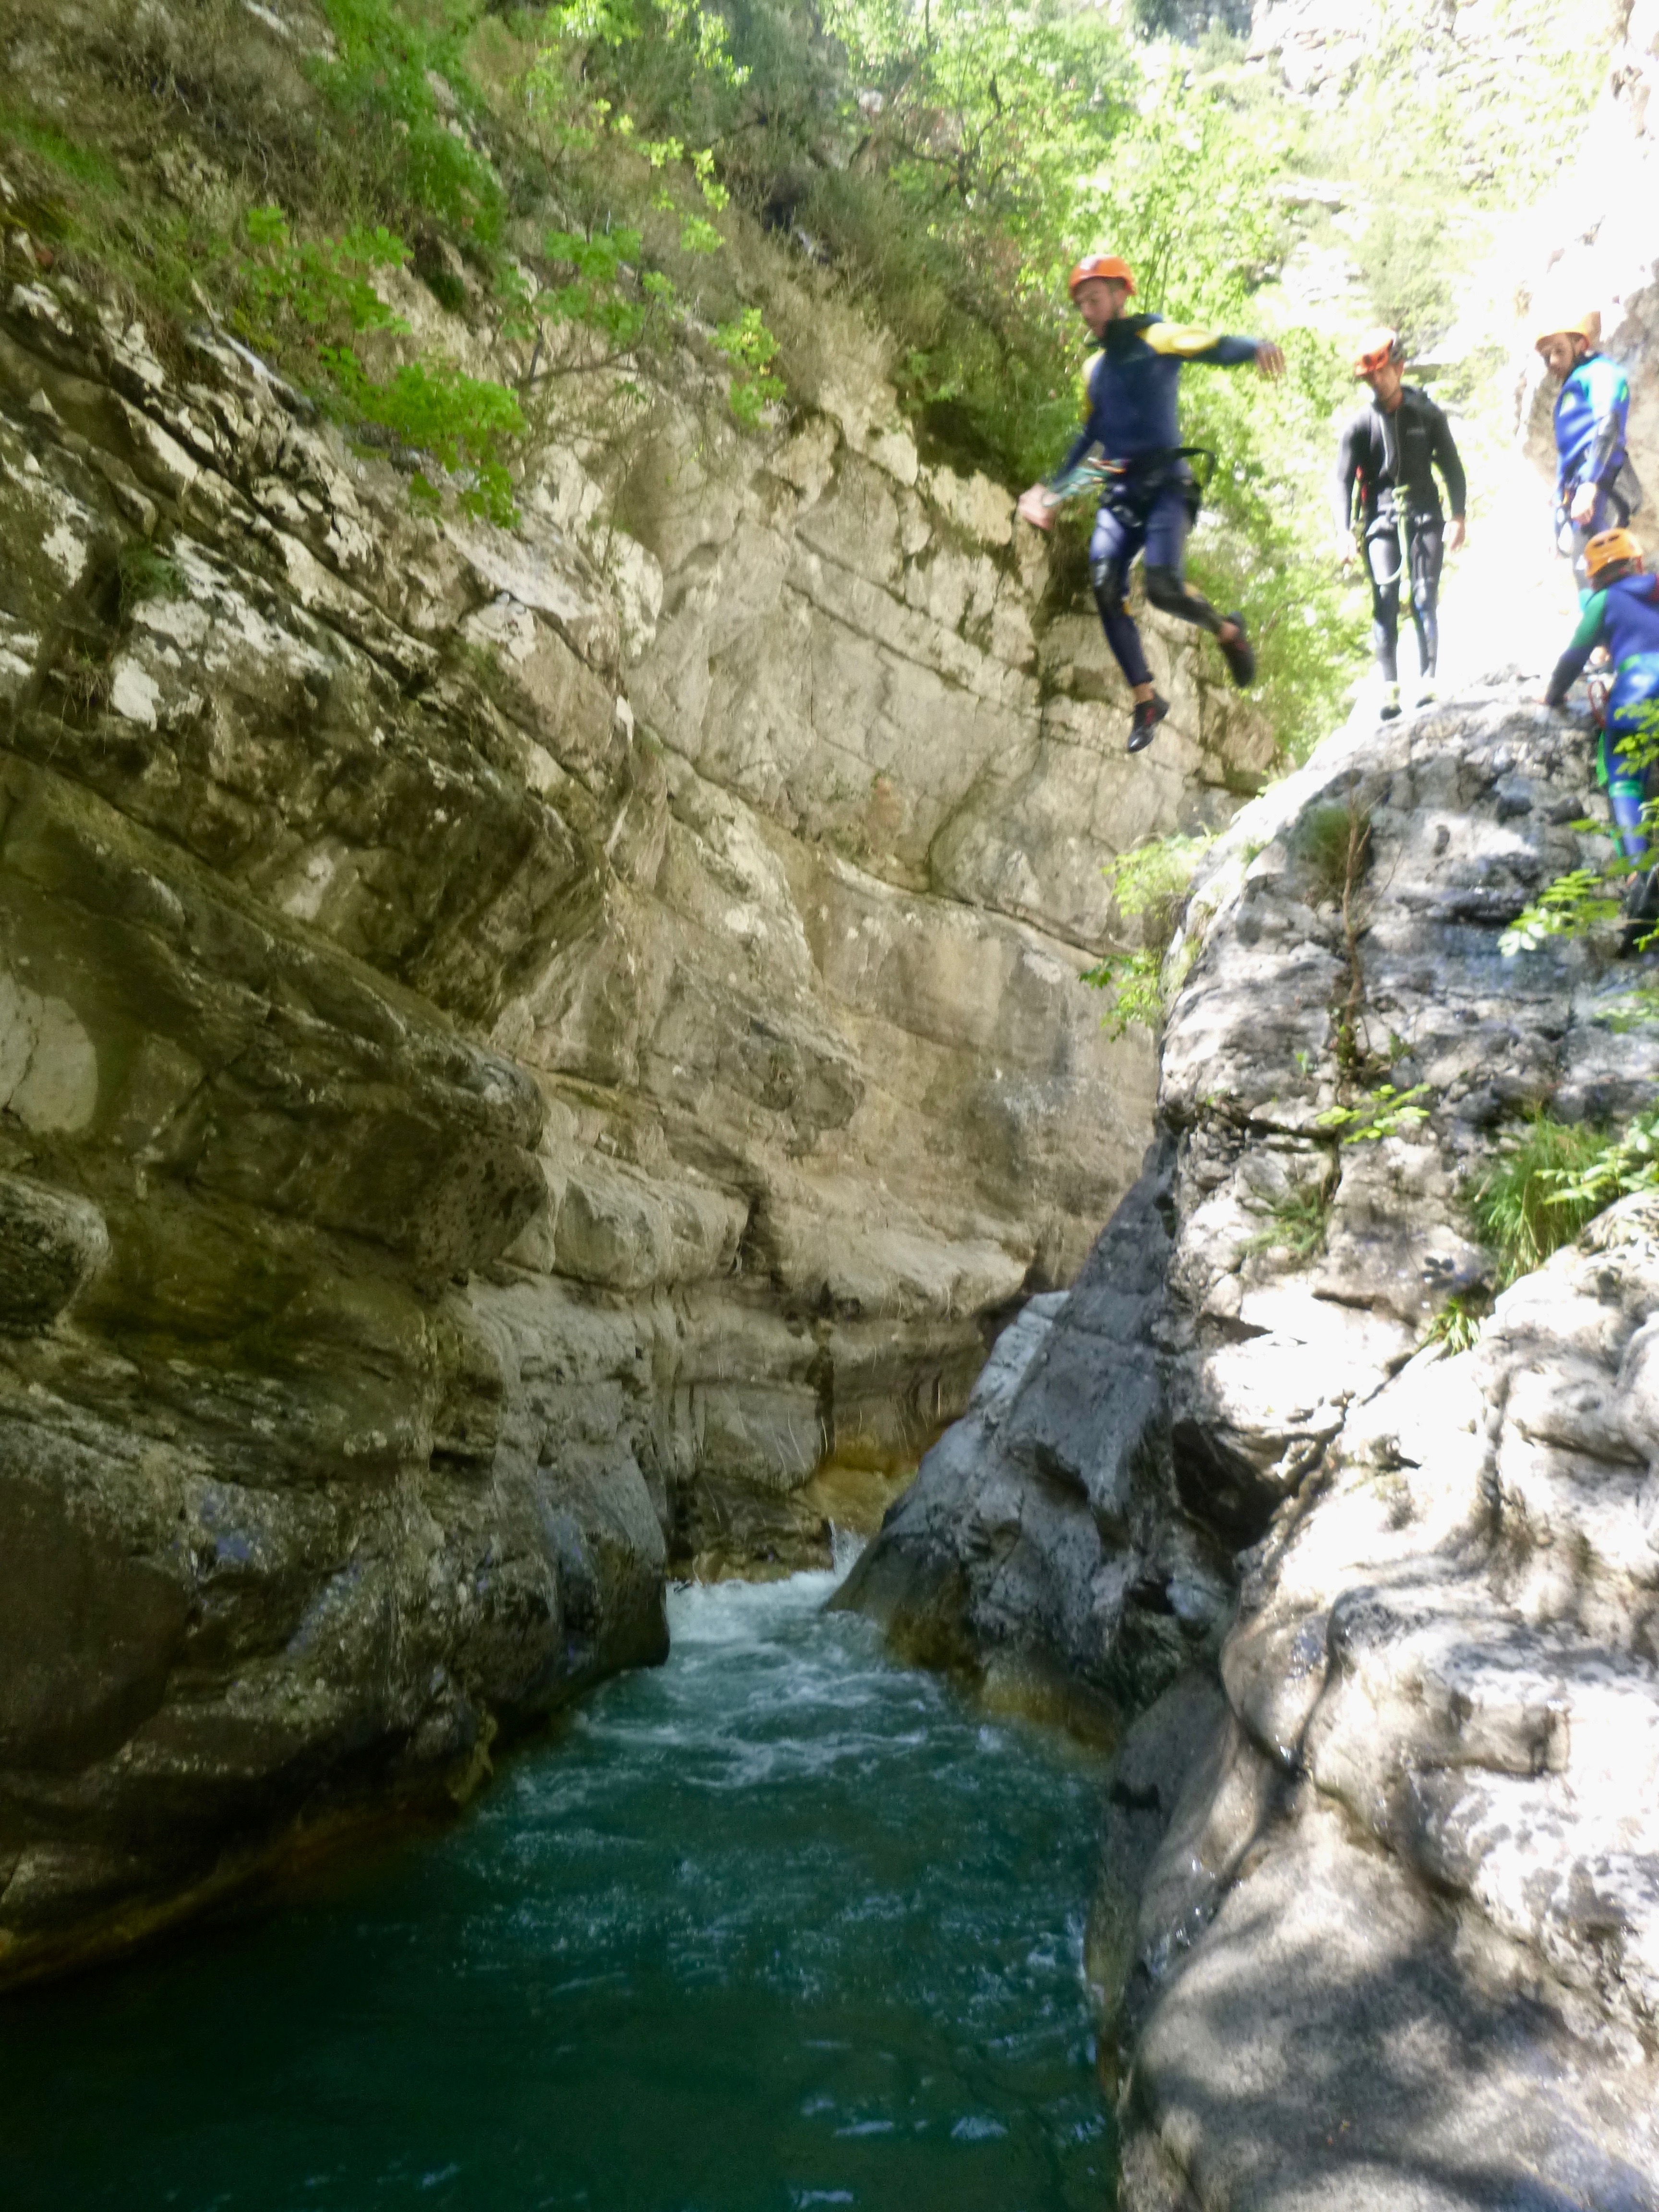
[1534,304,1600,355]
[1353,325,1403,377]
[1069,253,1134,298]
[1585,527,1644,586]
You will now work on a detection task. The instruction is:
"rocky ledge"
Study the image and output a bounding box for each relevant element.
[842,684,1659,2205]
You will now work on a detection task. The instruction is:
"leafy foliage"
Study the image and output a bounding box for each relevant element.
[1082,947,1166,1041]
[541,227,656,347]
[713,307,784,425]
[1542,1112,1659,1218]
[1503,705,1659,958]
[1424,1291,1487,1355]
[1316,1083,1432,1144]
[1082,831,1214,1036]
[1103,830,1216,924]
[233,203,522,523]
[312,0,505,241]
[238,206,409,344]
[1478,1115,1628,1292]
[1501,863,1628,954]
[325,349,524,524]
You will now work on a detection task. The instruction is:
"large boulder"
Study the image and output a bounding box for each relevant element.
[848,681,1659,2201]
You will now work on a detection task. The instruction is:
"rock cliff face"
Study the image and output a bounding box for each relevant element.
[0,108,1277,1984]
[844,685,1659,2203]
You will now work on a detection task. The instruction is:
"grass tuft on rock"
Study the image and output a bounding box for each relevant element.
[1471,1112,1659,1286]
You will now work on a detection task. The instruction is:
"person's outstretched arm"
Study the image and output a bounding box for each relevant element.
[1542,591,1607,704]
[1142,324,1286,377]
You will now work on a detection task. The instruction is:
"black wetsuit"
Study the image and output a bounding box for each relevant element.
[1333,386,1467,683]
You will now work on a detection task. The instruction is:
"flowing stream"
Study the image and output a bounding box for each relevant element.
[0,1570,1112,2210]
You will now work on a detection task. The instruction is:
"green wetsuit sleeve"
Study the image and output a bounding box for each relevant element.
[1545,591,1608,704]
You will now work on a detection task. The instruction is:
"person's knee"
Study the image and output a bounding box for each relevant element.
[1143,564,1189,613]
[1090,556,1127,616]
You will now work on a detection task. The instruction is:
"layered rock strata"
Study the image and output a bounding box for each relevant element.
[0,151,1275,1982]
[845,685,1659,2203]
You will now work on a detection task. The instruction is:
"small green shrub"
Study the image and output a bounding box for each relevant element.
[713,307,783,425]
[115,541,184,615]
[1297,796,1371,907]
[237,205,409,347]
[325,350,524,525]
[1243,1178,1334,1261]
[1503,702,1659,956]
[1470,1113,1620,1285]
[1543,1111,1659,1218]
[1316,1082,1431,1144]
[1104,830,1215,924]
[1082,831,1215,1036]
[541,227,655,347]
[312,0,505,242]
[1423,1290,1488,1356]
[1081,946,1166,1041]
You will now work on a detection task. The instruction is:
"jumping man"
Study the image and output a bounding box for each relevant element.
[1534,305,1635,595]
[1016,254,1286,752]
[1333,326,1467,719]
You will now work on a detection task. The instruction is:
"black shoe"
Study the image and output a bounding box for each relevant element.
[1218,611,1256,689]
[1128,694,1169,752]
[1620,866,1659,958]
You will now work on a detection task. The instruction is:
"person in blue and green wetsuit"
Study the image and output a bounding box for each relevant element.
[1016,253,1285,752]
[1542,527,1659,949]
[1534,306,1636,596]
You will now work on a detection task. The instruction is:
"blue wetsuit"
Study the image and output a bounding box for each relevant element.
[1553,353,1633,590]
[1046,313,1261,688]
[1545,571,1659,858]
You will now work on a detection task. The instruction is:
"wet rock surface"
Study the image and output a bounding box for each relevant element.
[848,685,1659,2203]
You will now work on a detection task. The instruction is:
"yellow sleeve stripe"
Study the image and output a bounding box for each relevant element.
[1142,322,1222,358]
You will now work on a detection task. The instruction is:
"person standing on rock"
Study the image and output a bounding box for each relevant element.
[1541,527,1659,948]
[1333,327,1467,721]
[1015,254,1285,753]
[1535,306,1636,595]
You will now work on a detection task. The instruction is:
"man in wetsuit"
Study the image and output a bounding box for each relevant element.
[1541,527,1659,948]
[1333,326,1466,720]
[1015,253,1285,752]
[1535,306,1635,594]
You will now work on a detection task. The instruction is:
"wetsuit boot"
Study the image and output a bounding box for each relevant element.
[1217,612,1255,689]
[1128,694,1170,753]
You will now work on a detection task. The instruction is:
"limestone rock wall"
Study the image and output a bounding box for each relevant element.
[0,127,1274,1978]
[845,683,1659,2203]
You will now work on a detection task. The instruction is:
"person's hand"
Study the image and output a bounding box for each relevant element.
[1447,515,1467,554]
[1016,484,1057,531]
[1338,530,1358,570]
[1254,341,1286,380]
[1569,481,1598,526]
